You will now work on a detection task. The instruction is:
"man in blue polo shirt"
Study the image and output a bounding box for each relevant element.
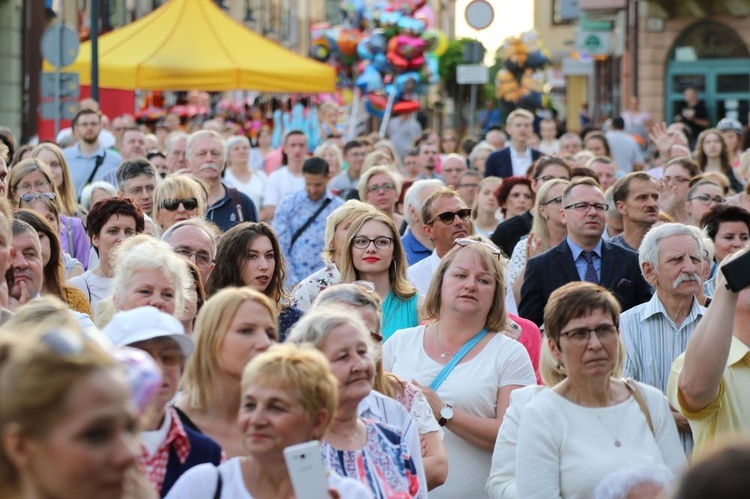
[64,109,122,197]
[185,130,257,232]
[400,179,441,265]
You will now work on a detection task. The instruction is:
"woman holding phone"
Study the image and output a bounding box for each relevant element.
[166,343,370,498]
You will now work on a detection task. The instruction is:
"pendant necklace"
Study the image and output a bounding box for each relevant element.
[435,322,458,359]
[596,405,621,447]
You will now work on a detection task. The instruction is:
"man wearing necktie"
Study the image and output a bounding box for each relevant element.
[519,177,652,326]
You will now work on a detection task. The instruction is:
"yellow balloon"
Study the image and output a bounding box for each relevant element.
[424,28,449,57]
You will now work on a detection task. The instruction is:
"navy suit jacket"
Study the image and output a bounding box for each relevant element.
[485,147,542,179]
[518,239,652,327]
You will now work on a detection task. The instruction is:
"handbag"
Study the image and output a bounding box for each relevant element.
[623,377,655,435]
[429,328,488,391]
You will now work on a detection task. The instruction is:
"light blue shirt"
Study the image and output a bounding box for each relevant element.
[63,144,122,197]
[567,236,603,282]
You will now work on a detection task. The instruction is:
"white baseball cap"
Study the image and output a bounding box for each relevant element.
[103,306,194,358]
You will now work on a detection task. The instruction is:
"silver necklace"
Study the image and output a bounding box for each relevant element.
[435,322,458,358]
[596,406,621,447]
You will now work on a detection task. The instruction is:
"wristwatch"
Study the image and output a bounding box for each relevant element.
[438,404,454,427]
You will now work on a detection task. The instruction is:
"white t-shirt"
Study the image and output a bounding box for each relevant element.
[384,325,536,499]
[263,166,305,208]
[69,269,111,312]
[515,384,686,499]
[165,457,371,499]
[406,251,440,296]
[223,169,267,213]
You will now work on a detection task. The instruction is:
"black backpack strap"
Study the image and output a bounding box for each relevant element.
[213,468,223,499]
[226,187,246,223]
[85,151,106,187]
[290,197,332,251]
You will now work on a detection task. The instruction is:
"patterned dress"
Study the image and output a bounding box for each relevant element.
[321,420,424,499]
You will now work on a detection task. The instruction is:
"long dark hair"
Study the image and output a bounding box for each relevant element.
[14,209,65,299]
[205,222,287,305]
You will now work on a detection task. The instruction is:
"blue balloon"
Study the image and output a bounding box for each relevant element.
[357,36,374,60]
[395,72,422,97]
[370,31,387,54]
[356,65,384,93]
[372,53,389,73]
[424,53,439,85]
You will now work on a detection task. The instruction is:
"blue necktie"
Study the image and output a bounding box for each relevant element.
[581,251,599,284]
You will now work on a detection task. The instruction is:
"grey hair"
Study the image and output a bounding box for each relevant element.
[560,132,583,146]
[111,235,193,318]
[286,305,378,361]
[166,132,189,153]
[314,284,383,333]
[224,135,251,162]
[161,217,218,259]
[603,186,622,221]
[639,222,704,272]
[469,142,495,164]
[404,178,444,226]
[593,464,673,499]
[186,130,224,164]
[80,181,118,211]
[702,236,715,263]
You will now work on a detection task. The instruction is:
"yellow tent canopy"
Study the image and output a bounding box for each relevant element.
[48,0,335,92]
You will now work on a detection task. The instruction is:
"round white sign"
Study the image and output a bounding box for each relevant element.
[465,0,494,31]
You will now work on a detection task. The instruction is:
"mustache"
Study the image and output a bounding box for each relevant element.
[673,272,702,289]
[199,163,220,172]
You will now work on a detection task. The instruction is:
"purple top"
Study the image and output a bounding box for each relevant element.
[59,215,91,269]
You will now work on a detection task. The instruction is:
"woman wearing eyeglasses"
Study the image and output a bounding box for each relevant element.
[358,165,405,229]
[205,222,303,339]
[339,211,420,341]
[30,143,84,219]
[7,159,91,269]
[384,241,536,499]
[152,176,206,232]
[685,179,726,227]
[471,176,502,237]
[507,179,570,304]
[659,158,700,224]
[495,176,534,222]
[514,282,684,499]
[69,198,145,313]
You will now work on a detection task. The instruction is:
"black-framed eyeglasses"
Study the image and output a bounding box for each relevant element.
[20,192,56,203]
[559,325,617,344]
[688,194,725,205]
[367,182,395,194]
[161,197,198,211]
[563,202,608,212]
[428,208,472,225]
[541,196,562,206]
[173,247,213,267]
[535,175,571,182]
[453,237,503,258]
[352,236,393,250]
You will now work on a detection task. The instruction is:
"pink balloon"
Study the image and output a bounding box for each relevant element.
[414,5,435,29]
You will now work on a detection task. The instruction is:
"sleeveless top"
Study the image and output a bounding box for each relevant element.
[381,291,419,342]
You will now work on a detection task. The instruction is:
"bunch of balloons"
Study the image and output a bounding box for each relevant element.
[309,0,448,118]
[495,30,551,110]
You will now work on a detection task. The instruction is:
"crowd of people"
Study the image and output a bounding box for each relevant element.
[0,93,750,499]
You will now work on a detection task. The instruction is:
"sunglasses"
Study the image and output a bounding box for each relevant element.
[453,237,503,258]
[161,197,198,211]
[428,208,472,225]
[20,192,56,203]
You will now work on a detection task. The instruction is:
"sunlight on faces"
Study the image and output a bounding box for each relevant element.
[686,183,724,225]
[92,215,137,260]
[551,308,618,379]
[319,323,375,405]
[220,300,276,378]
[116,269,176,315]
[352,220,394,276]
[504,184,534,219]
[34,149,64,187]
[241,236,275,293]
[440,248,497,318]
[10,231,43,299]
[365,173,397,212]
[714,221,750,263]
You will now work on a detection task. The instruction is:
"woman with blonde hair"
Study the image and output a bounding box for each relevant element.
[313,140,344,177]
[362,150,398,176]
[175,287,278,458]
[291,200,377,310]
[152,175,207,231]
[358,165,404,228]
[339,210,419,340]
[374,138,402,170]
[384,240,536,499]
[472,176,502,236]
[7,159,90,268]
[30,143,82,218]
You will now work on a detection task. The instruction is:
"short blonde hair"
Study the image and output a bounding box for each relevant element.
[423,241,508,332]
[358,165,403,203]
[241,343,338,436]
[361,151,398,176]
[506,108,534,126]
[182,287,278,410]
[152,175,207,229]
[313,141,344,171]
[321,200,377,264]
[6,159,59,208]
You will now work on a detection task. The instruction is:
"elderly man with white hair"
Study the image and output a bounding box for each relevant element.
[619,222,706,453]
[185,130,257,232]
[401,179,442,265]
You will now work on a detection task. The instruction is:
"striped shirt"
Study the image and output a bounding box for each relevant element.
[620,292,705,454]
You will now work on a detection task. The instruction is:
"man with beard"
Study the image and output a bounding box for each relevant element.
[519,177,651,326]
[620,223,706,453]
[185,130,257,232]
[610,172,661,252]
[64,109,122,197]
[407,187,471,295]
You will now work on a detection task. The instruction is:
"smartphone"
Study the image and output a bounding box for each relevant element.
[283,440,329,499]
[721,249,750,292]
